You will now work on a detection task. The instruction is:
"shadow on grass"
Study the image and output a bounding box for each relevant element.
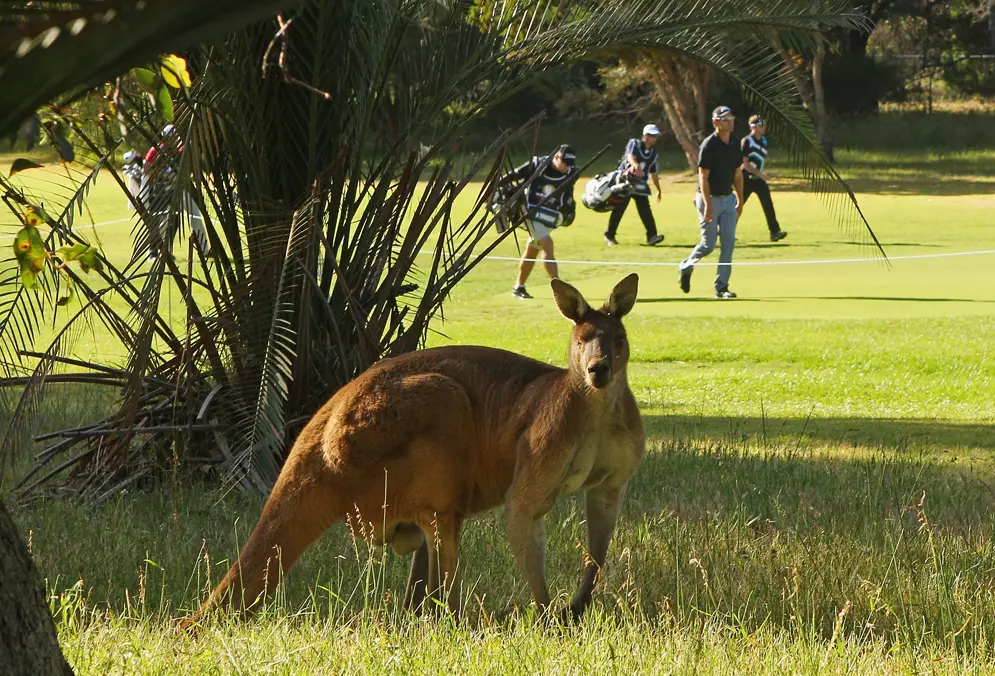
[638,297,772,304]
[802,296,995,303]
[643,413,995,455]
[606,422,995,643]
[774,174,995,197]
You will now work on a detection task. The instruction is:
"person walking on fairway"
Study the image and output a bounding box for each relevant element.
[678,106,744,299]
[604,123,664,247]
[741,114,787,242]
[503,144,579,299]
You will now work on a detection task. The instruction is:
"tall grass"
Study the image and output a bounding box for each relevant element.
[12,432,994,671]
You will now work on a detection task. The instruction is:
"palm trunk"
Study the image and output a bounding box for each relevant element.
[0,500,73,675]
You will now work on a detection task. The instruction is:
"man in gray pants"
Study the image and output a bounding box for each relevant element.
[678,106,745,299]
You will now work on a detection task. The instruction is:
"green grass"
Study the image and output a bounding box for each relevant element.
[4,108,995,672]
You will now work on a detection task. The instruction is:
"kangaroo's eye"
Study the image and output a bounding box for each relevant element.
[614,334,626,347]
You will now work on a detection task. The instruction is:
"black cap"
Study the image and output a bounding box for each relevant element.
[556,144,577,166]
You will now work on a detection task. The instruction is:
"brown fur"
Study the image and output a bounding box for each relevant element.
[180,274,644,628]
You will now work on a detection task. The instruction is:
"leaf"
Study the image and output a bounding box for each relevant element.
[133,67,159,92]
[56,287,75,307]
[13,226,47,272]
[160,54,192,89]
[8,158,44,177]
[19,262,40,290]
[77,247,103,274]
[22,204,49,227]
[56,243,89,262]
[158,86,174,122]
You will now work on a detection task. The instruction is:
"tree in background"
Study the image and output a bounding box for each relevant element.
[777,32,836,160]
[595,50,711,173]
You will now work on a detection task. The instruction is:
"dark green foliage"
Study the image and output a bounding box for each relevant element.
[824,53,906,115]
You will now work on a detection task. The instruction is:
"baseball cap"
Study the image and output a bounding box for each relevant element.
[556,144,577,166]
[642,123,661,136]
[712,106,734,121]
[749,114,765,126]
[162,124,176,136]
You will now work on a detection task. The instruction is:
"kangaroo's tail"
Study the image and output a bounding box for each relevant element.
[179,451,345,630]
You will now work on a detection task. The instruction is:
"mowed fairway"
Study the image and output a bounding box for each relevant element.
[3,127,995,673]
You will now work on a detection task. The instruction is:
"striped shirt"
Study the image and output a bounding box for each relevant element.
[741,134,768,179]
[618,138,658,196]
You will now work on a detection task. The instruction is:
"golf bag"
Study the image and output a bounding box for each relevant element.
[582,169,638,213]
[488,181,526,234]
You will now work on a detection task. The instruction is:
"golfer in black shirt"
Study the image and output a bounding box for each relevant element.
[678,106,745,299]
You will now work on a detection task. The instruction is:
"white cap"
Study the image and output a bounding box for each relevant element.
[123,151,139,163]
[162,124,176,136]
[642,123,661,136]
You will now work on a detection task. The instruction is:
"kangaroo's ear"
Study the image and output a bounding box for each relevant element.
[551,278,591,324]
[603,273,639,318]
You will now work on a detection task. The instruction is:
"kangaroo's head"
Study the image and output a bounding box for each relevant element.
[552,274,638,391]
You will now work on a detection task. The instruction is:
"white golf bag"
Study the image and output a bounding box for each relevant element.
[582,169,638,212]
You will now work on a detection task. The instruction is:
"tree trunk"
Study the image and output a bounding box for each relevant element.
[0,499,73,676]
[989,0,995,55]
[777,37,835,163]
[810,35,835,162]
[643,51,710,172]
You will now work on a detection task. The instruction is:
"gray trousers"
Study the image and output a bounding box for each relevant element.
[679,193,738,292]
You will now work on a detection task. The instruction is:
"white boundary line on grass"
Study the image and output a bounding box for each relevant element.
[73,217,133,230]
[461,249,995,268]
[72,212,172,231]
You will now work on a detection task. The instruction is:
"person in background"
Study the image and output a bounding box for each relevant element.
[141,124,210,257]
[741,114,787,242]
[603,123,664,247]
[500,144,579,299]
[122,151,144,212]
[678,106,744,300]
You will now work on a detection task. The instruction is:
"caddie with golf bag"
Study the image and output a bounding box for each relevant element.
[491,144,579,299]
[602,123,665,247]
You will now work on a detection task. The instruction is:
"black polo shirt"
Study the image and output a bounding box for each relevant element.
[697,132,741,196]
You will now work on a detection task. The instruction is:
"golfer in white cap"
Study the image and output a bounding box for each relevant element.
[604,123,665,247]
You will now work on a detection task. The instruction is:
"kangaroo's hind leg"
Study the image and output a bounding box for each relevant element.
[416,513,464,617]
[391,523,428,613]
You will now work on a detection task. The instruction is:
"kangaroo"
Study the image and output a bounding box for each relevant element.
[181,274,644,628]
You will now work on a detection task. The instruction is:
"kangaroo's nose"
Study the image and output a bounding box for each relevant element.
[587,359,610,376]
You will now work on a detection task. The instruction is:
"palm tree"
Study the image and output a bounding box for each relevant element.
[0,0,883,501]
